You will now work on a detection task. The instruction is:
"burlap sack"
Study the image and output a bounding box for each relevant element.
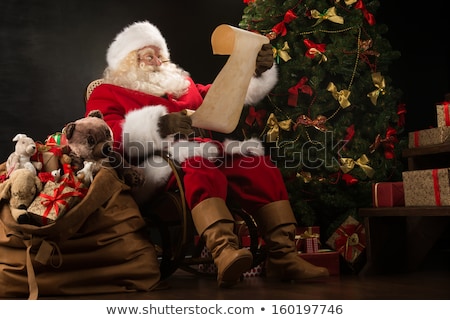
[0,166,161,299]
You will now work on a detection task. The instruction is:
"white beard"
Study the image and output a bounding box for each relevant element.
[105,61,191,98]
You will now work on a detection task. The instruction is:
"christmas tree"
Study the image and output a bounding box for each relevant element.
[237,0,407,237]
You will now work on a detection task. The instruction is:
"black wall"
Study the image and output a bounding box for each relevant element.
[0,1,448,161]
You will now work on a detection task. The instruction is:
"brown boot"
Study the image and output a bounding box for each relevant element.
[191,197,253,288]
[256,200,330,281]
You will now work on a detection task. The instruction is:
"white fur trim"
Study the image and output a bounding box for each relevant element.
[244,64,278,105]
[223,137,264,157]
[107,21,170,70]
[122,105,174,157]
[169,140,220,164]
[131,155,173,205]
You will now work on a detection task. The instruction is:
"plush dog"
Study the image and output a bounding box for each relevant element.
[6,134,43,176]
[0,168,43,223]
[63,110,145,187]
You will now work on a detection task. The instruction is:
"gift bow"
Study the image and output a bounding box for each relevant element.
[310,6,344,26]
[327,82,351,109]
[367,72,386,105]
[299,228,320,240]
[273,41,292,63]
[272,9,297,36]
[340,154,375,178]
[39,181,85,225]
[265,113,292,142]
[288,77,313,107]
[334,221,366,262]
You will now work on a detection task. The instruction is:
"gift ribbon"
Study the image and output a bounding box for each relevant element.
[367,72,386,105]
[310,6,344,26]
[327,82,351,109]
[413,131,420,147]
[271,9,297,37]
[288,77,313,107]
[265,113,292,142]
[443,102,450,126]
[397,103,407,127]
[432,169,442,206]
[39,181,84,225]
[340,154,375,178]
[333,221,365,262]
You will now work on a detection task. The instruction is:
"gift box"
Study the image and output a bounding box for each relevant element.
[27,179,85,225]
[326,216,366,265]
[372,181,405,207]
[299,249,340,276]
[436,102,450,127]
[402,168,450,206]
[408,126,450,148]
[295,226,320,253]
[31,143,62,173]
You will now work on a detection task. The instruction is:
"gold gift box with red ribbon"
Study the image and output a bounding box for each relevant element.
[402,168,450,206]
[27,178,86,226]
[436,102,450,128]
[408,126,450,148]
[326,215,366,264]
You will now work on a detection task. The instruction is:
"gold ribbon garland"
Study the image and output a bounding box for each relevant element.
[310,6,344,27]
[339,154,375,178]
[327,82,351,109]
[265,113,292,143]
[367,72,386,105]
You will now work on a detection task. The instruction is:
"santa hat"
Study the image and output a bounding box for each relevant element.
[106,21,170,70]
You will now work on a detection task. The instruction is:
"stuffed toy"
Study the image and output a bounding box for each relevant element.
[6,134,43,176]
[0,168,43,224]
[63,110,145,187]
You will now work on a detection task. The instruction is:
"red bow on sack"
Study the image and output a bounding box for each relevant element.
[355,0,376,26]
[334,222,366,263]
[287,77,313,107]
[272,9,297,36]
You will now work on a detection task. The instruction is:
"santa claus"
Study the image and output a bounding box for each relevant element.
[86,21,329,288]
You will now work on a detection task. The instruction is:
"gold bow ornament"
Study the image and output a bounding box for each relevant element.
[310,6,344,27]
[327,82,351,109]
[273,41,292,63]
[339,154,375,178]
[265,113,292,143]
[367,72,386,105]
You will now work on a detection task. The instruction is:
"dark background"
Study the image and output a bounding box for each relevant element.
[0,1,448,161]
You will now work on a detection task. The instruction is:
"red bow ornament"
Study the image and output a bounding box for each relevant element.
[271,9,298,37]
[287,77,313,107]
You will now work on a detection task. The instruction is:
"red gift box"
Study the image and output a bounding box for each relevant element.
[295,226,320,252]
[372,182,405,207]
[299,249,340,276]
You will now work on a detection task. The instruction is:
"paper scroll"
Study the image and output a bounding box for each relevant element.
[190,24,269,133]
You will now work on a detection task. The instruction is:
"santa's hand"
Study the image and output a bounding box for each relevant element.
[255,43,274,77]
[158,110,194,138]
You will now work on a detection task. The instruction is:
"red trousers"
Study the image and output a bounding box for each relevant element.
[179,155,289,214]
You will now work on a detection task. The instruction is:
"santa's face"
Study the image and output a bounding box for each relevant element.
[104,45,190,98]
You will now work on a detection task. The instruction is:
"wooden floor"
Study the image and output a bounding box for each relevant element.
[40,246,450,300]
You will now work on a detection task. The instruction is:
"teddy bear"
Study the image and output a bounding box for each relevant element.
[6,133,43,176]
[0,168,43,224]
[63,110,145,188]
